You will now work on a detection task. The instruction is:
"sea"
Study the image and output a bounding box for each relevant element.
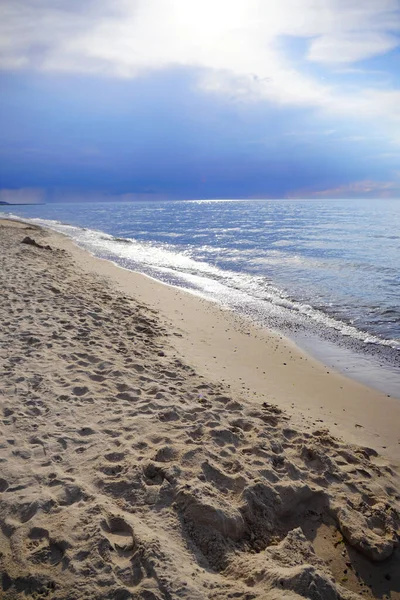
[2,198,399,397]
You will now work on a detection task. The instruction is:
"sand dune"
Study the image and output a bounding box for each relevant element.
[0,219,399,599]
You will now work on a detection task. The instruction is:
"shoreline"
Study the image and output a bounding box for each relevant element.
[1,218,399,600]
[2,209,399,400]
[41,220,400,461]
[3,215,400,457]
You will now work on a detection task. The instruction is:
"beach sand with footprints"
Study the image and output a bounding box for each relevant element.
[0,218,399,600]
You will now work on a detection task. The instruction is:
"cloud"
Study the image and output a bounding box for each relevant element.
[308,32,399,64]
[1,0,400,121]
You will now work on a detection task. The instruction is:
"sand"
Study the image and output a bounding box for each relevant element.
[0,218,399,600]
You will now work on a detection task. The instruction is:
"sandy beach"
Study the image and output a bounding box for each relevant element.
[1,218,399,600]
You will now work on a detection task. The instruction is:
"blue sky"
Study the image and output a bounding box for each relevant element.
[1,0,400,202]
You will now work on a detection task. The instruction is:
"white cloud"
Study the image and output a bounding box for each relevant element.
[1,0,400,120]
[308,32,399,64]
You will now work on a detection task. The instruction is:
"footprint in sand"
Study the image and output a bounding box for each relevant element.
[26,527,68,567]
[104,451,126,462]
[18,500,40,523]
[100,516,145,587]
[101,517,134,554]
[0,477,9,492]
[78,426,96,436]
[72,386,89,397]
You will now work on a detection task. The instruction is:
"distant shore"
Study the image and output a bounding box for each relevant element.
[1,217,399,600]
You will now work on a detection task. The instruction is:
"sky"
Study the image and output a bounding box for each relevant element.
[1,0,400,201]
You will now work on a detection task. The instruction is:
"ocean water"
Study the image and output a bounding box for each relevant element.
[2,198,400,395]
